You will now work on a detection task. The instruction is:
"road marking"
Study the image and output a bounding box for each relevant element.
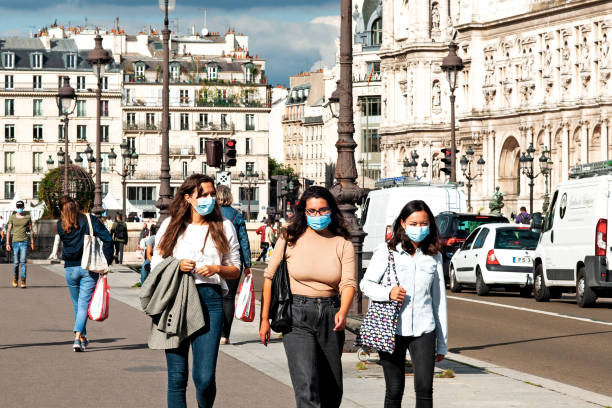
[447,296,612,327]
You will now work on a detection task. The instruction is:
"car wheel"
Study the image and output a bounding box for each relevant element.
[576,267,597,308]
[475,268,489,296]
[533,264,550,302]
[519,285,533,298]
[449,266,462,293]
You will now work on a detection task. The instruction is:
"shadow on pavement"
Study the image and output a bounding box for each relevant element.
[230,338,283,346]
[85,343,149,352]
[0,337,126,350]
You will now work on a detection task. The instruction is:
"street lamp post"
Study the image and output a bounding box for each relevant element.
[56,77,77,195]
[87,33,113,216]
[459,146,485,212]
[109,141,139,219]
[156,0,176,224]
[519,143,553,214]
[239,170,260,222]
[441,42,464,183]
[402,150,419,178]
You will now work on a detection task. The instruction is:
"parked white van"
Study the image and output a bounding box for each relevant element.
[532,161,612,307]
[360,181,466,268]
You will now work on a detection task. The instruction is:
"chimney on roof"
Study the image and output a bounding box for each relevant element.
[115,17,119,32]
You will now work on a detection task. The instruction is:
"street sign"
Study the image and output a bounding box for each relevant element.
[216,171,231,186]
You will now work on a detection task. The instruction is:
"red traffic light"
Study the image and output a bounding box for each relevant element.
[226,139,236,148]
[441,148,451,157]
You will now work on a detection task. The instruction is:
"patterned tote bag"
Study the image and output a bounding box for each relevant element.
[355,250,402,354]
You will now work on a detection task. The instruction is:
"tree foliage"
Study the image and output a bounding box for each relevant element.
[38,167,94,219]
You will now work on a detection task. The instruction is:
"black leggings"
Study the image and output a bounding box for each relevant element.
[378,331,436,408]
[221,274,241,339]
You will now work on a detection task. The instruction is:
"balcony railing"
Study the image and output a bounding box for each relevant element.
[4,167,15,173]
[0,83,121,93]
[169,146,196,156]
[123,96,267,109]
[123,122,159,131]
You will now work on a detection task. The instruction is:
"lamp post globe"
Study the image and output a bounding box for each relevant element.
[108,147,117,170]
[477,156,486,175]
[46,155,55,170]
[460,155,469,173]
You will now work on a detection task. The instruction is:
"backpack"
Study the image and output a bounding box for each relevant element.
[115,222,127,241]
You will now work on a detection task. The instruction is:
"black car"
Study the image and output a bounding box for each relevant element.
[435,212,509,280]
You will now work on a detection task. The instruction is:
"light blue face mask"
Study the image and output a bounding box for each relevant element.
[307,214,332,231]
[405,225,430,243]
[16,208,23,214]
[194,196,215,216]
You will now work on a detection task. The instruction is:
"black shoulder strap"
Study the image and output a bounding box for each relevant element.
[231,210,239,223]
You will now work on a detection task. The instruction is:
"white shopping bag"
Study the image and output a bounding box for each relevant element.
[234,275,255,322]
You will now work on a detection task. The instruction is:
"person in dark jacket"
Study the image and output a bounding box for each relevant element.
[216,185,252,344]
[110,214,128,264]
[57,196,113,352]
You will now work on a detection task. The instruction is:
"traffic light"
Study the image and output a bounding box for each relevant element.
[224,139,237,167]
[440,148,452,176]
[204,139,222,167]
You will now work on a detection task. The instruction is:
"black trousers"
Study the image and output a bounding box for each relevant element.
[282,295,344,408]
[379,331,436,408]
[113,242,124,264]
[256,242,269,262]
[221,272,242,339]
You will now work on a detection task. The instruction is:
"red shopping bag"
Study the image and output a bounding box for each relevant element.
[234,275,255,322]
[88,275,110,321]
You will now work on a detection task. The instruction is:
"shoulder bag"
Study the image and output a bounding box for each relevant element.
[269,241,292,333]
[81,214,109,273]
[355,250,402,354]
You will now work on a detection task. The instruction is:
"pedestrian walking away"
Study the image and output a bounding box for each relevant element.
[110,214,128,264]
[6,200,34,288]
[143,174,240,408]
[140,224,157,284]
[216,185,252,345]
[361,200,448,408]
[260,186,356,408]
[515,206,532,225]
[57,196,114,352]
[255,218,275,262]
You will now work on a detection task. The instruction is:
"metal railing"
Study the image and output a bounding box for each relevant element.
[169,146,196,156]
[123,122,159,131]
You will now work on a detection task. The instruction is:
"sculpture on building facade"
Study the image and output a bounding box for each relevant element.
[580,36,591,71]
[432,81,441,109]
[432,3,440,30]
[543,44,553,77]
[600,33,609,68]
[561,40,571,73]
[489,186,505,215]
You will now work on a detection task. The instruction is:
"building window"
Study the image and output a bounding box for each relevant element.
[4,75,13,89]
[33,181,41,199]
[127,137,136,152]
[4,181,15,199]
[66,53,77,69]
[180,113,189,130]
[126,112,136,127]
[362,128,380,153]
[33,124,43,141]
[207,65,218,81]
[77,125,87,141]
[77,100,86,117]
[245,138,252,155]
[101,100,109,116]
[239,186,259,202]
[201,162,207,174]
[245,114,255,131]
[199,137,205,155]
[221,114,228,129]
[33,152,43,173]
[146,113,156,129]
[360,96,381,117]
[58,124,65,141]
[179,89,189,104]
[100,153,110,173]
[171,64,180,81]
[371,18,382,46]
[76,76,86,91]
[244,64,253,83]
[101,182,109,196]
[5,124,15,142]
[135,64,145,80]
[127,186,156,203]
[101,125,109,142]
[5,99,14,116]
[33,75,42,90]
[182,161,188,179]
[31,53,43,69]
[367,61,381,77]
[4,152,15,173]
[2,52,15,69]
[33,99,42,116]
[198,113,208,129]
[101,77,108,91]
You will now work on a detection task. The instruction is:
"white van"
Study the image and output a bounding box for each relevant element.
[360,182,466,267]
[532,161,612,307]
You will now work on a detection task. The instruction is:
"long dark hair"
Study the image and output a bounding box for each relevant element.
[157,174,229,257]
[285,186,350,246]
[388,200,442,256]
[59,195,79,234]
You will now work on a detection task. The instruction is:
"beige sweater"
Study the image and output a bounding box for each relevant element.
[264,228,356,297]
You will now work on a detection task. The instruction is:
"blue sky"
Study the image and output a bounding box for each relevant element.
[0,1,341,86]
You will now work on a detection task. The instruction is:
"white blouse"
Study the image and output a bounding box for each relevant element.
[151,217,241,294]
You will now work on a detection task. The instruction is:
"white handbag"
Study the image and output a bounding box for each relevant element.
[81,214,109,273]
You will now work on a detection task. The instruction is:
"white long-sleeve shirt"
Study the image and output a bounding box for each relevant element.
[151,218,241,295]
[360,243,448,355]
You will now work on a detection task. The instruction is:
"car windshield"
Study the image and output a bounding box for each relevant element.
[445,215,508,239]
[494,228,540,250]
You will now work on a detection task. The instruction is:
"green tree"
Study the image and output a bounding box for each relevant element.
[39,167,94,219]
[268,157,298,182]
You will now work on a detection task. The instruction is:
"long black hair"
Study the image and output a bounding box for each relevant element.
[387,200,442,256]
[285,186,350,245]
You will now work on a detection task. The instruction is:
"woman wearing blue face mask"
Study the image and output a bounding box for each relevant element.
[360,200,447,408]
[260,186,356,408]
[148,174,241,408]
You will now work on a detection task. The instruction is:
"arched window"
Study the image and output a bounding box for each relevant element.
[371,18,382,46]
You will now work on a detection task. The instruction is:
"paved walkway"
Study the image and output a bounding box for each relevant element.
[2,263,612,407]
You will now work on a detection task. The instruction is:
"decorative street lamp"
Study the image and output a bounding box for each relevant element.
[155,0,176,224]
[402,150,420,178]
[441,42,464,183]
[46,155,55,170]
[239,170,261,222]
[87,32,113,216]
[109,142,139,218]
[84,143,95,174]
[56,76,77,195]
[520,143,553,214]
[459,146,485,212]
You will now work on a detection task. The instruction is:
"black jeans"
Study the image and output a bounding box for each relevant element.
[256,242,269,262]
[221,271,242,339]
[114,242,124,264]
[379,331,436,408]
[282,295,344,408]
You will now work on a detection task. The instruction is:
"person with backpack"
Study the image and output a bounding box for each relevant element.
[515,207,532,225]
[111,214,128,264]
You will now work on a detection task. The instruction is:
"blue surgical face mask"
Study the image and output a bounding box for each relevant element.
[16,208,23,214]
[307,214,332,231]
[193,196,215,216]
[405,225,430,243]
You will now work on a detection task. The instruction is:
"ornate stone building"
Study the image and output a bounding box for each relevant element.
[379,0,612,214]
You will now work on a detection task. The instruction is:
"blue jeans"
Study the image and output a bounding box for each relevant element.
[65,266,98,335]
[12,241,28,279]
[141,259,151,284]
[165,284,223,408]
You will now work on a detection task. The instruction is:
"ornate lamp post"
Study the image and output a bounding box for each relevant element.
[441,42,464,183]
[87,33,112,216]
[109,141,139,219]
[520,143,552,214]
[459,146,485,212]
[46,155,55,170]
[540,149,553,212]
[324,0,367,315]
[56,77,77,195]
[402,150,419,178]
[239,170,261,222]
[155,0,176,224]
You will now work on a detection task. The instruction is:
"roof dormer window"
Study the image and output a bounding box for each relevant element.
[66,53,77,69]
[2,52,15,69]
[207,63,218,81]
[170,63,180,81]
[134,62,146,81]
[31,53,43,69]
[243,63,254,83]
